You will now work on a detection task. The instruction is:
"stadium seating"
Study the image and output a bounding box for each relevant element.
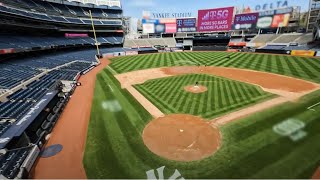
[176,33,187,38]
[124,39,137,47]
[0,64,41,89]
[0,35,122,51]
[163,38,177,47]
[272,34,303,43]
[0,0,123,27]
[250,34,281,43]
[147,39,165,46]
[133,39,152,47]
[294,33,314,44]
[0,0,122,19]
[0,48,104,144]
[0,146,33,179]
[251,33,313,45]
[124,38,177,48]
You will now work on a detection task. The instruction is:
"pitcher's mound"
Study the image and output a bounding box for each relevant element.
[142,114,221,162]
[184,85,207,94]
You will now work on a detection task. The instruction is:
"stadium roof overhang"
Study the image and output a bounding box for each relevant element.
[67,0,121,8]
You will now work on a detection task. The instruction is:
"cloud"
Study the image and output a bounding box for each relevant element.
[127,0,156,7]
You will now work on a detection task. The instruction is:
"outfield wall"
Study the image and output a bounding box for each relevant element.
[255,48,290,55]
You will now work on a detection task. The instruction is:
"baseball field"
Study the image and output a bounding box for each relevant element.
[83,52,320,179]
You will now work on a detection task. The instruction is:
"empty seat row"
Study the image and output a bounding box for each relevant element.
[0,0,122,19]
[0,35,123,50]
[0,101,33,123]
[0,146,33,179]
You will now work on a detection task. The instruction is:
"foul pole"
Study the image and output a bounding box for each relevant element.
[89,10,100,56]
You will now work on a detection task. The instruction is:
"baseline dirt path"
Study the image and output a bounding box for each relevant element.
[115,66,319,126]
[313,167,320,179]
[33,59,110,179]
[126,86,164,118]
[162,66,318,94]
[211,97,288,126]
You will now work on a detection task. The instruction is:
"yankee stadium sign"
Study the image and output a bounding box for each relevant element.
[143,11,192,19]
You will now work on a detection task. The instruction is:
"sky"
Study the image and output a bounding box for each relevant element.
[121,0,309,19]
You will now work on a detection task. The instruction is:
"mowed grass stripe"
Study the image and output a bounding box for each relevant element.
[180,75,199,112]
[168,75,192,105]
[291,57,318,79]
[135,74,273,119]
[135,85,177,114]
[110,52,320,83]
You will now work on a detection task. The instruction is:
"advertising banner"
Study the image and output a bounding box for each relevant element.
[155,24,165,33]
[275,7,293,15]
[291,50,315,57]
[233,12,259,30]
[65,33,88,37]
[159,18,177,24]
[234,12,259,24]
[142,19,160,24]
[228,42,247,46]
[198,7,234,32]
[271,13,290,27]
[143,23,155,34]
[177,18,197,32]
[256,16,273,29]
[165,23,177,33]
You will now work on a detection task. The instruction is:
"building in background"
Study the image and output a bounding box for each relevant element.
[307,0,320,32]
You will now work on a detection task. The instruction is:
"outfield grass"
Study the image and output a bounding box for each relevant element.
[110,52,320,83]
[134,74,274,119]
[84,67,320,179]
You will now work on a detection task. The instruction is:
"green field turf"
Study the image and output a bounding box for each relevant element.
[109,52,320,83]
[84,67,320,179]
[134,74,274,119]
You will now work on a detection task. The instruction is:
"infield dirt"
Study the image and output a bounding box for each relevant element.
[313,167,320,179]
[143,114,221,162]
[184,85,208,94]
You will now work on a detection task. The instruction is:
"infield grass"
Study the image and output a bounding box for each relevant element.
[110,52,320,83]
[134,74,274,119]
[84,67,320,179]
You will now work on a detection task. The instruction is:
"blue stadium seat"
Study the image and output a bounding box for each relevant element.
[0,146,33,179]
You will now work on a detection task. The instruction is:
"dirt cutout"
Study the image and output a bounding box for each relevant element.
[32,59,110,179]
[143,114,220,162]
[184,85,208,94]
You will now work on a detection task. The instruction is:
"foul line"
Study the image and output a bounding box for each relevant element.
[307,102,320,111]
[107,66,118,74]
